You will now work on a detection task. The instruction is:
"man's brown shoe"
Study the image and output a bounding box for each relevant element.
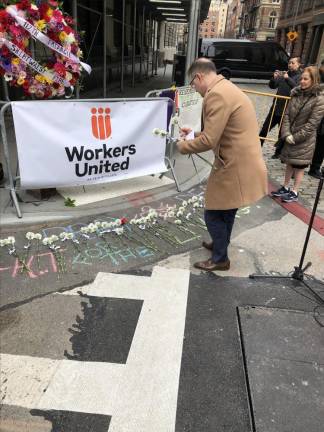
[202,241,213,251]
[193,258,230,271]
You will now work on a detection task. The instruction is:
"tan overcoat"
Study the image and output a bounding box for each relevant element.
[179,75,268,210]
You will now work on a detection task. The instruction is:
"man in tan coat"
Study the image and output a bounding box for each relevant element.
[177,59,268,271]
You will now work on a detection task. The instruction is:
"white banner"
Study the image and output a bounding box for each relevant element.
[12,100,168,188]
[177,86,203,133]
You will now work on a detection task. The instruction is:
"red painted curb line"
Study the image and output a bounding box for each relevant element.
[268,181,324,236]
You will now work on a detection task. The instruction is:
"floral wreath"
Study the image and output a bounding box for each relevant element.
[0,0,91,98]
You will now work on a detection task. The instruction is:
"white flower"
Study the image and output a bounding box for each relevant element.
[168,211,175,218]
[115,227,124,236]
[66,233,74,240]
[26,232,35,241]
[50,235,59,242]
[199,196,204,201]
[153,128,161,136]
[4,73,13,82]
[0,239,6,247]
[65,33,76,44]
[176,211,183,217]
[88,223,96,230]
[94,221,102,228]
[81,227,89,233]
[182,201,188,207]
[59,232,68,240]
[101,221,109,229]
[171,115,179,125]
[192,196,198,202]
[7,236,15,245]
[34,233,42,240]
[159,130,168,138]
[30,4,38,10]
[178,206,185,212]
[42,237,50,246]
[175,219,182,225]
[193,202,200,208]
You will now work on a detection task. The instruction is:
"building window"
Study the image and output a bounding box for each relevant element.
[272,0,280,3]
[269,11,277,29]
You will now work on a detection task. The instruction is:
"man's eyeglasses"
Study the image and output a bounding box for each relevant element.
[189,74,197,87]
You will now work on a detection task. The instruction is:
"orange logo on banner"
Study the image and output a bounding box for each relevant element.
[91,107,112,140]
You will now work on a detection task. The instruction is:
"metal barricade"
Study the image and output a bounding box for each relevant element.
[242,89,291,143]
[145,87,183,191]
[0,97,175,218]
[146,85,206,189]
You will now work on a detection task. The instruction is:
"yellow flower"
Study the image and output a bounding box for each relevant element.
[59,31,67,42]
[44,75,53,84]
[11,57,20,65]
[35,20,46,31]
[65,72,72,81]
[35,74,46,83]
[17,77,25,86]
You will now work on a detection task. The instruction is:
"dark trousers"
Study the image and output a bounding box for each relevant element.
[259,111,282,147]
[310,134,324,172]
[204,209,238,263]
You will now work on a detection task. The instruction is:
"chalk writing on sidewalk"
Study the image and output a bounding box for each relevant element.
[0,251,58,279]
[72,244,155,267]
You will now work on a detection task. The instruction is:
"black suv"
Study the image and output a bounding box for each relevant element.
[199,38,289,80]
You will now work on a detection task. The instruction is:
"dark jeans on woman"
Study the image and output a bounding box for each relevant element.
[310,134,324,172]
[204,209,238,263]
[259,111,282,147]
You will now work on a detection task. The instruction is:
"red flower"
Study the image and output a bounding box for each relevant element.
[1,46,10,57]
[64,16,74,26]
[0,10,9,24]
[16,0,31,11]
[52,10,63,23]
[120,218,128,225]
[48,0,59,7]
[54,62,66,77]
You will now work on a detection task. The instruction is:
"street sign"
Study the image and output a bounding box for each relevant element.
[287,31,298,42]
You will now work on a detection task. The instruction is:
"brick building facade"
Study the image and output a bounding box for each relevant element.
[276,0,324,65]
[199,0,230,38]
[224,0,243,37]
[240,0,281,41]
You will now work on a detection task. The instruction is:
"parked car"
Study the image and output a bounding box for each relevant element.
[198,38,289,80]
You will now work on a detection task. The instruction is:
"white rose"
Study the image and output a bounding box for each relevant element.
[34,233,42,240]
[175,219,182,225]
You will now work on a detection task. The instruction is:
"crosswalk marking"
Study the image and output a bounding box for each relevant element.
[1,266,190,432]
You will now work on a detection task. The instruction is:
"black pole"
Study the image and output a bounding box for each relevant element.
[292,175,324,280]
[250,170,324,284]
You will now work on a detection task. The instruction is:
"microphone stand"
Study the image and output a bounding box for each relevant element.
[249,168,324,304]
